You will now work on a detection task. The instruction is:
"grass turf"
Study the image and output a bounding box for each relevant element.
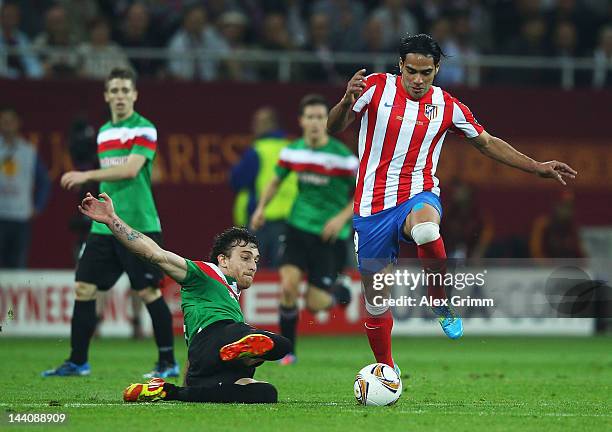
[2,336,611,431]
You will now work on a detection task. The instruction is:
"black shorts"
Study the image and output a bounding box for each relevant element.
[186,320,290,387]
[75,232,163,291]
[279,225,345,290]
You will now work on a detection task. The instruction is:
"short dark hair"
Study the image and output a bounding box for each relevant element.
[298,94,328,116]
[209,227,259,265]
[398,34,445,65]
[105,67,137,90]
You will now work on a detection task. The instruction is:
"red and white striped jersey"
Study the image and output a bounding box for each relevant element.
[352,73,484,216]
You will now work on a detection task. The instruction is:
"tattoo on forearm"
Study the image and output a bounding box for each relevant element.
[109,217,160,265]
[112,219,143,241]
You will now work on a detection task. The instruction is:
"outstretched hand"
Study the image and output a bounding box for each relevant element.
[535,161,578,186]
[78,192,115,224]
[342,69,367,105]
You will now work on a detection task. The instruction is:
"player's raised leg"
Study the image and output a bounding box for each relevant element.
[219,326,291,362]
[404,202,463,339]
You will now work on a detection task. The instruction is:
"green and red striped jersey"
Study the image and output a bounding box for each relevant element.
[180,259,244,346]
[275,137,358,240]
[93,112,161,234]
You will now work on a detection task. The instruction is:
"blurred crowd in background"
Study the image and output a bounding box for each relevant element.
[1,0,611,86]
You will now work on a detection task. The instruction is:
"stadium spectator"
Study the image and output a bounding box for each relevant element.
[204,0,243,24]
[117,2,163,78]
[0,107,51,268]
[33,5,80,78]
[361,16,386,54]
[430,16,465,86]
[491,0,543,49]
[371,0,420,51]
[0,1,43,79]
[9,0,54,39]
[77,18,131,80]
[297,12,342,83]
[259,12,295,51]
[529,192,585,259]
[593,25,612,88]
[230,107,296,268]
[167,4,229,81]
[453,1,493,53]
[218,11,250,50]
[547,0,597,53]
[419,0,450,25]
[285,0,308,48]
[58,0,99,44]
[501,16,551,85]
[311,0,367,52]
[551,20,590,86]
[256,13,294,80]
[217,11,257,81]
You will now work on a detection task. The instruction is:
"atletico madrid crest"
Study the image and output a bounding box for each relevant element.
[424,104,438,120]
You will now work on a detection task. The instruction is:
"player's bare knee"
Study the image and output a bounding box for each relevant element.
[137,287,161,304]
[75,282,97,300]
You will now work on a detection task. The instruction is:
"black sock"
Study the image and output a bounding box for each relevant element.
[69,300,97,365]
[279,305,298,354]
[165,382,277,404]
[145,297,175,365]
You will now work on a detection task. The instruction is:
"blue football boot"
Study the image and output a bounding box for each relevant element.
[143,362,180,379]
[433,306,463,339]
[42,361,91,377]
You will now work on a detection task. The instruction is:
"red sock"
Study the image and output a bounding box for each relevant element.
[417,236,448,302]
[364,310,394,367]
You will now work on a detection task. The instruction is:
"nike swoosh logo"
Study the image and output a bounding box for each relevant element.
[364,323,381,330]
[384,102,397,108]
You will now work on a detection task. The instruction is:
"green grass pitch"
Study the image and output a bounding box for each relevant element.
[2,336,611,431]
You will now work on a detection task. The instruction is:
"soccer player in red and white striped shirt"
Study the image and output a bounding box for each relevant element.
[328,34,577,370]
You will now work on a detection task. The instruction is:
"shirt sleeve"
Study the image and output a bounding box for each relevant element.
[450,97,484,138]
[352,73,381,115]
[130,126,158,160]
[181,259,213,291]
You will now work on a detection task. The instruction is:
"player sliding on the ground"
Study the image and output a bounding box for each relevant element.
[78,192,291,403]
[327,33,577,371]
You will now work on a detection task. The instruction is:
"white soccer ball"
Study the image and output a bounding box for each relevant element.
[353,363,402,406]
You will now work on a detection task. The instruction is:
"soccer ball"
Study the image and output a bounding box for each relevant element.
[354,363,402,406]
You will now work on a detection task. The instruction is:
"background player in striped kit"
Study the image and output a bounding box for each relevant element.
[251,94,358,365]
[328,34,577,371]
[43,68,177,378]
